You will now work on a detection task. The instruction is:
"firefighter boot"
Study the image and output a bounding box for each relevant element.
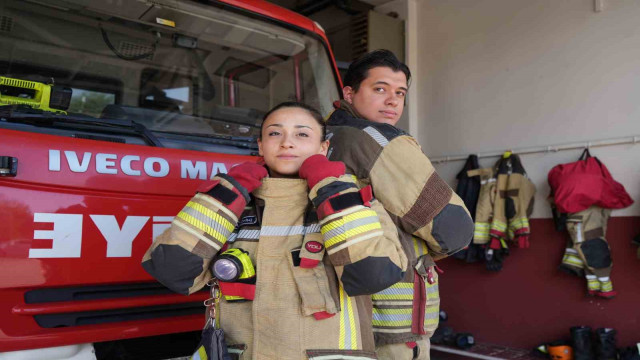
[595,328,617,360]
[571,326,595,360]
[618,344,640,360]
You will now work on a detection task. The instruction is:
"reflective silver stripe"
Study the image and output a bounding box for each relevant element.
[372,313,412,322]
[322,215,378,240]
[425,312,439,319]
[427,285,439,294]
[575,223,584,243]
[238,229,261,239]
[373,300,413,306]
[260,225,320,237]
[306,224,321,233]
[363,126,389,147]
[181,206,232,239]
[373,327,412,333]
[375,287,413,296]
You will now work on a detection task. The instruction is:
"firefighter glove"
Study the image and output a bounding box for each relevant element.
[227,161,268,193]
[299,154,346,189]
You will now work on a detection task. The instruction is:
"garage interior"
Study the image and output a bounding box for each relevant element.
[270,0,640,358]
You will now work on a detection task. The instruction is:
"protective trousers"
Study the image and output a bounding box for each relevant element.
[562,206,615,298]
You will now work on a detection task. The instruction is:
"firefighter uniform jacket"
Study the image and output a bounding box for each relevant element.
[326,101,474,347]
[470,154,536,249]
[142,175,407,360]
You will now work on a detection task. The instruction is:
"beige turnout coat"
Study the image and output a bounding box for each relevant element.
[143,176,407,359]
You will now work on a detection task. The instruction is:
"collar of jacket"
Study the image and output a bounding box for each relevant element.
[253,177,309,204]
[327,108,410,146]
[332,99,365,119]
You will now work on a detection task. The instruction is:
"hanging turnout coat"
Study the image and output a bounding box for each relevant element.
[143,175,408,360]
[470,154,536,249]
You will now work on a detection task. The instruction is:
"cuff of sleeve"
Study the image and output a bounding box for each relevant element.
[216,173,251,203]
[316,185,374,219]
[198,177,249,218]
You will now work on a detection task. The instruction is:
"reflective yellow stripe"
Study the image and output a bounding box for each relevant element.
[412,237,428,256]
[372,294,413,300]
[348,294,357,349]
[338,286,357,350]
[372,282,413,301]
[600,281,613,292]
[475,222,490,238]
[587,279,600,291]
[186,201,234,232]
[322,209,377,233]
[563,254,584,266]
[509,218,530,228]
[324,222,381,248]
[373,308,413,315]
[426,286,439,300]
[176,212,226,241]
[372,319,412,326]
[191,345,208,360]
[491,221,507,231]
[425,318,439,327]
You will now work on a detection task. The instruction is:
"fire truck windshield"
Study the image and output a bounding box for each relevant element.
[0,0,340,153]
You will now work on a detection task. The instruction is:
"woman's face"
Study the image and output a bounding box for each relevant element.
[257,107,329,178]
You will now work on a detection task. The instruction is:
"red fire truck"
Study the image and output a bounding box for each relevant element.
[0,0,340,358]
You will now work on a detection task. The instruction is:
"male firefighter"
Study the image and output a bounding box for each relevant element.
[326,49,474,360]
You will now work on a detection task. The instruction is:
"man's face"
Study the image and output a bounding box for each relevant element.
[343,66,408,126]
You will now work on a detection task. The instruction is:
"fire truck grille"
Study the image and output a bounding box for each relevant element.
[24,282,206,328]
[33,302,204,328]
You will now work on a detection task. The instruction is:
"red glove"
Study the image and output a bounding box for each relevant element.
[227,162,268,193]
[299,154,345,189]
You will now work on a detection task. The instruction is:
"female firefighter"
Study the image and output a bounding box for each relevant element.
[142,102,407,360]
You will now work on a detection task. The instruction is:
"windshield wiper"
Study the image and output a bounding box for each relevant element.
[153,130,258,150]
[0,105,163,147]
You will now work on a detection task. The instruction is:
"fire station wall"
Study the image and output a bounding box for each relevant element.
[414,0,640,219]
[409,0,640,350]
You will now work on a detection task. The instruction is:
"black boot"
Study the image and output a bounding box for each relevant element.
[595,328,617,360]
[572,326,595,360]
[618,344,640,360]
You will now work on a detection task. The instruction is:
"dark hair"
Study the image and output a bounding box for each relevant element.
[343,49,411,92]
[259,101,326,140]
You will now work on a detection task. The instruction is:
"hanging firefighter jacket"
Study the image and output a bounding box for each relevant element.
[453,155,484,263]
[549,149,634,299]
[468,153,536,271]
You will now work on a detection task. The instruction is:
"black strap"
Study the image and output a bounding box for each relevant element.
[329,192,364,212]
[206,184,238,205]
[579,148,591,160]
